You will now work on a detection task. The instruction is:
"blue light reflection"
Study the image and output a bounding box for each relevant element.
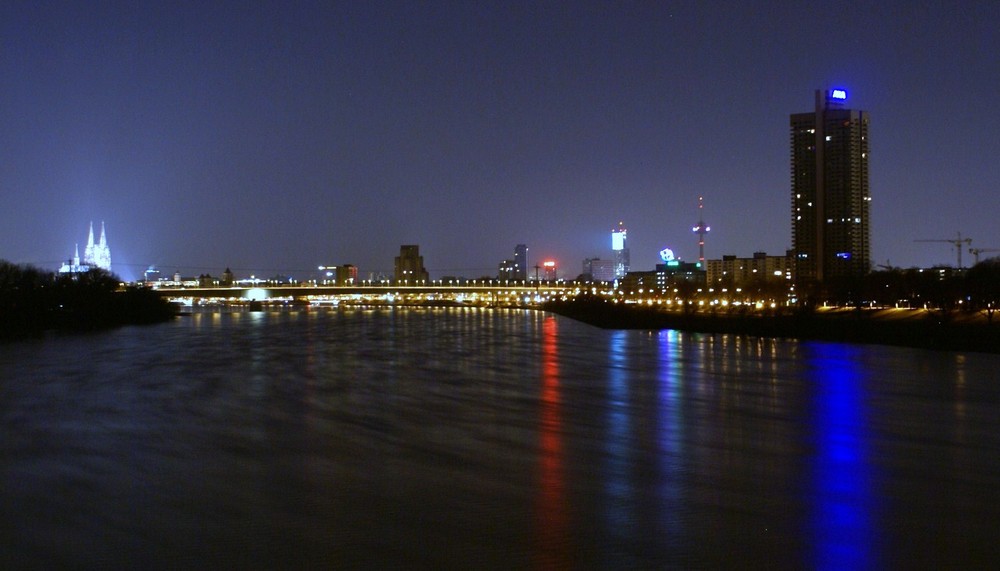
[807,342,877,570]
[656,329,684,546]
[603,330,632,560]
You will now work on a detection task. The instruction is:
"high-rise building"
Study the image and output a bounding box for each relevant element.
[394,245,428,284]
[611,221,629,278]
[513,244,528,281]
[497,259,517,281]
[583,258,616,282]
[542,260,558,281]
[791,88,871,284]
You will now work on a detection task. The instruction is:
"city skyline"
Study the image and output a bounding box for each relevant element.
[2,2,999,281]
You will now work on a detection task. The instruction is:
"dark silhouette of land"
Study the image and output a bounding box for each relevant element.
[0,260,176,339]
[547,259,1000,353]
[545,296,1000,354]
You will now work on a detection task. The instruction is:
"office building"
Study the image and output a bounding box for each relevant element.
[791,88,871,284]
[394,245,429,284]
[542,260,558,282]
[498,259,517,281]
[582,258,616,282]
[705,251,794,286]
[336,264,358,285]
[514,244,528,281]
[620,261,705,296]
[612,221,629,278]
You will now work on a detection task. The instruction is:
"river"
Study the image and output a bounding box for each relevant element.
[2,307,998,568]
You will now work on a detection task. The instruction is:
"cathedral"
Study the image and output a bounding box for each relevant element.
[59,221,112,274]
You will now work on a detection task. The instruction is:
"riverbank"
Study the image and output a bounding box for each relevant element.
[0,262,177,340]
[544,298,1000,354]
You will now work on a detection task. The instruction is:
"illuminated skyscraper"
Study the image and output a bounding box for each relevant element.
[611,221,629,278]
[791,88,870,284]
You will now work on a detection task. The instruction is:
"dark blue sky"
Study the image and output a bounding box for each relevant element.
[3,1,998,281]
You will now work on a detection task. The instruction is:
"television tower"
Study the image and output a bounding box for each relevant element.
[692,196,710,263]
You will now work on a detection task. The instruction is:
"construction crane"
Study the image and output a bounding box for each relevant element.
[915,232,972,269]
[969,248,1000,265]
[876,260,898,271]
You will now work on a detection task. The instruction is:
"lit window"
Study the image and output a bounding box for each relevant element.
[825,135,832,141]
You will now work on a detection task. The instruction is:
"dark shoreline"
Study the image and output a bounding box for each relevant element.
[544,299,1000,354]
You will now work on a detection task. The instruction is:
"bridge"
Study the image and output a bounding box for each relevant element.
[152,282,585,307]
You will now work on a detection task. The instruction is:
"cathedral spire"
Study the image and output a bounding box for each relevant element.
[84,221,96,268]
[81,221,111,271]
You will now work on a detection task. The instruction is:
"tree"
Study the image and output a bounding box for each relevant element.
[965,258,1000,323]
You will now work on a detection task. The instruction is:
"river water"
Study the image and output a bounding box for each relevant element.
[2,307,998,569]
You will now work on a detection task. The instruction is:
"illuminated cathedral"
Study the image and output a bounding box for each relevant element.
[59,221,112,274]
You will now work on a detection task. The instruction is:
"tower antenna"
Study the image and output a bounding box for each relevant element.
[692,196,710,263]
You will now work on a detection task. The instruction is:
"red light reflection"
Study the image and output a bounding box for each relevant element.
[534,316,569,569]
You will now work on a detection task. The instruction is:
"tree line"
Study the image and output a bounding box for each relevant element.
[811,259,1000,321]
[0,260,176,338]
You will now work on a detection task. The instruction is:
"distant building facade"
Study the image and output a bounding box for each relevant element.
[514,244,528,281]
[394,245,429,284]
[542,261,558,282]
[582,258,616,282]
[791,88,871,284]
[705,252,794,286]
[619,261,706,295]
[498,258,517,281]
[319,264,358,285]
[336,264,358,285]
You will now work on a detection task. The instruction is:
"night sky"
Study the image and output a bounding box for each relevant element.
[3,2,999,281]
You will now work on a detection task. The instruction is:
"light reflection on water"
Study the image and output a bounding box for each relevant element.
[534,316,568,569]
[1,307,999,568]
[656,329,684,554]
[602,329,633,566]
[806,343,876,571]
